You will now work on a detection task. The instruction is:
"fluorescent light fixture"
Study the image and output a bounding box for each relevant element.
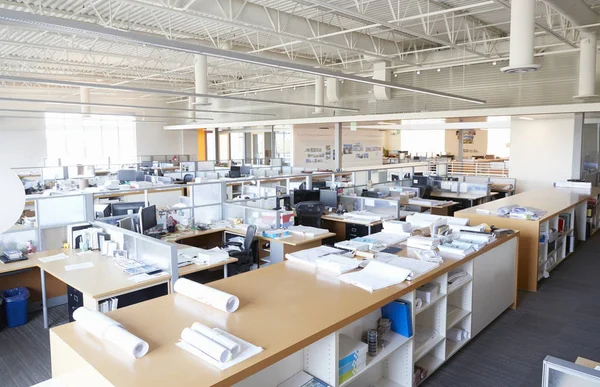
[0,108,213,121]
[0,115,167,123]
[377,121,396,125]
[0,97,275,117]
[0,74,358,112]
[0,9,486,105]
[518,116,534,121]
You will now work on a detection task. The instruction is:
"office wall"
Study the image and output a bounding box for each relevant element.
[292,126,385,169]
[136,122,197,158]
[510,115,578,193]
[0,116,48,168]
[385,130,401,151]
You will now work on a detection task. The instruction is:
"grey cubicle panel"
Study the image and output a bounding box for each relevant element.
[543,356,600,387]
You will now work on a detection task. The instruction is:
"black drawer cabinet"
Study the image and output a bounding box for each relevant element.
[345,223,383,239]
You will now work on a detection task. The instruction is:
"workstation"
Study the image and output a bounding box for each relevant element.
[4,1,600,386]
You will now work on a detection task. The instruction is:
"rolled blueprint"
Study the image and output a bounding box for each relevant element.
[174,278,239,313]
[191,322,241,357]
[104,325,149,359]
[414,298,423,311]
[181,327,232,363]
[447,328,468,342]
[73,307,149,359]
[496,204,519,216]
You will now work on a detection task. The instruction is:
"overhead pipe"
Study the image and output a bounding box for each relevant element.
[501,0,541,73]
[575,31,598,99]
[194,54,208,107]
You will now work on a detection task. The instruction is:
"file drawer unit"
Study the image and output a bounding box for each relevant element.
[455,187,597,291]
[49,234,518,387]
[345,223,383,239]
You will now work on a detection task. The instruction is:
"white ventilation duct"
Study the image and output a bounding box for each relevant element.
[195,54,208,106]
[502,0,541,73]
[315,75,324,114]
[373,61,392,100]
[327,78,340,103]
[80,87,90,115]
[575,31,598,99]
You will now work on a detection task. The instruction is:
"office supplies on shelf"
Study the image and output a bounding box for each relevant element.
[176,327,263,371]
[338,334,368,383]
[381,300,413,338]
[64,262,94,271]
[285,245,345,266]
[316,254,360,274]
[180,327,232,363]
[174,278,239,313]
[38,252,69,263]
[447,270,472,292]
[339,260,412,292]
[277,371,329,387]
[447,327,470,342]
[414,326,440,350]
[415,298,423,310]
[416,282,439,303]
[406,236,440,250]
[72,307,149,359]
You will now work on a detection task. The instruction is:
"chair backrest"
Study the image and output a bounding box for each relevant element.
[295,201,325,228]
[244,224,257,253]
[183,173,194,183]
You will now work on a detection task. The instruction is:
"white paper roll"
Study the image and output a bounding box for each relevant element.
[415,298,423,310]
[104,325,149,359]
[181,327,232,363]
[191,322,241,357]
[447,328,466,342]
[73,307,122,337]
[174,278,239,313]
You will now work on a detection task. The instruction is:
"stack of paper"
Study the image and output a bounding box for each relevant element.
[99,297,118,313]
[406,236,440,250]
[316,254,360,274]
[447,224,486,233]
[375,254,440,279]
[277,371,329,387]
[286,225,329,237]
[438,241,476,256]
[334,240,370,252]
[453,232,495,246]
[339,260,412,292]
[367,232,411,246]
[285,246,346,266]
[382,220,412,233]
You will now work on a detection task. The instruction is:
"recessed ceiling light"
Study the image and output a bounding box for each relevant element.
[492,61,497,66]
[416,70,421,75]
[394,73,398,77]
[437,68,441,72]
[518,116,534,121]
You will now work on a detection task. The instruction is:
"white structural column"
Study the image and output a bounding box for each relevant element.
[194,54,208,109]
[80,87,90,115]
[214,128,220,162]
[327,78,340,103]
[334,122,342,170]
[188,98,195,120]
[315,76,324,114]
[501,0,541,73]
[576,32,598,98]
[373,61,392,100]
[458,130,464,162]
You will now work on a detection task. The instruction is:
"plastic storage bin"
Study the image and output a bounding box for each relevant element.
[0,298,4,331]
[3,287,30,328]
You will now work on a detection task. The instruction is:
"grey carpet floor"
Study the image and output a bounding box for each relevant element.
[2,233,600,387]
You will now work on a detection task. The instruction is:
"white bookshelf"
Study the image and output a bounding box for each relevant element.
[233,239,516,387]
[537,207,576,281]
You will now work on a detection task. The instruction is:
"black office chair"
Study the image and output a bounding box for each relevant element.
[295,201,325,228]
[183,173,194,183]
[223,224,257,275]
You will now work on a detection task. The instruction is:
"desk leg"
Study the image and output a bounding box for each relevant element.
[224,264,228,278]
[40,268,48,329]
[368,224,372,235]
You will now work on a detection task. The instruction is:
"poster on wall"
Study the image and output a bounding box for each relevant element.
[305,147,325,164]
[352,143,363,152]
[325,145,331,160]
[463,135,474,144]
[343,144,353,154]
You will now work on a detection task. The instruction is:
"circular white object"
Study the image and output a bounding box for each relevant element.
[0,167,26,234]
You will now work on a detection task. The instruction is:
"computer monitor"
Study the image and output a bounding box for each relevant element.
[229,166,241,178]
[139,205,157,234]
[391,174,400,182]
[412,175,429,187]
[361,189,379,198]
[117,169,137,183]
[319,189,338,208]
[135,170,146,181]
[293,189,320,205]
[111,202,145,216]
[117,217,135,232]
[312,181,327,189]
[240,166,251,175]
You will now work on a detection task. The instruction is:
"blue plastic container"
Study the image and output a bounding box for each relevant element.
[3,287,29,328]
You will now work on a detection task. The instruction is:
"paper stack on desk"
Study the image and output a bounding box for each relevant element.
[339,260,412,292]
[286,225,330,237]
[382,220,412,233]
[406,236,440,250]
[334,240,370,252]
[177,322,263,370]
[285,246,346,266]
[316,254,360,274]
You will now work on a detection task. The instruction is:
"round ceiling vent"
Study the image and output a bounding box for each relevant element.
[501,64,541,74]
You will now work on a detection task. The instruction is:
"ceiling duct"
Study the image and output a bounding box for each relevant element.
[501,0,541,73]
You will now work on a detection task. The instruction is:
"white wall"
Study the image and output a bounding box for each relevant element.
[384,130,401,151]
[510,115,578,193]
[136,122,197,158]
[0,116,47,168]
[292,127,385,169]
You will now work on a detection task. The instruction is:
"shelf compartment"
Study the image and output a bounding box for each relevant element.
[414,333,444,362]
[373,378,407,387]
[415,293,446,315]
[339,332,412,387]
[446,308,471,330]
[445,337,470,358]
[447,278,472,296]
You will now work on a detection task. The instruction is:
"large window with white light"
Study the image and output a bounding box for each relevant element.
[230,133,245,161]
[400,119,446,155]
[275,131,292,162]
[45,113,136,165]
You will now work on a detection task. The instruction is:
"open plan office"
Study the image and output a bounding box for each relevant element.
[3,1,600,386]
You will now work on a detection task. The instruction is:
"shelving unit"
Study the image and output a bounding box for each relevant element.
[537,206,576,281]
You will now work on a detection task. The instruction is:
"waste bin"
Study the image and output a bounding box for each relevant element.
[2,287,29,328]
[0,298,4,331]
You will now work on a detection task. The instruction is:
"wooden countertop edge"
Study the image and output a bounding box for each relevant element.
[209,232,520,387]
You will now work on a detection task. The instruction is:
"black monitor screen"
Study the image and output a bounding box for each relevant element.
[391,174,399,181]
[293,189,320,205]
[140,205,157,233]
[319,189,338,208]
[412,175,429,186]
[111,202,145,216]
[229,166,241,178]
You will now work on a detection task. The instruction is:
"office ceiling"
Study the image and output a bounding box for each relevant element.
[0,0,597,118]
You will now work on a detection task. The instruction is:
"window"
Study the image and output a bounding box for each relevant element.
[219,133,229,161]
[487,129,511,158]
[206,130,216,161]
[275,131,291,162]
[230,133,245,161]
[45,113,136,165]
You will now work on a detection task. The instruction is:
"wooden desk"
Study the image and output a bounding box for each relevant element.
[576,357,600,369]
[321,213,384,243]
[49,233,518,387]
[455,188,593,291]
[174,243,238,278]
[430,191,498,207]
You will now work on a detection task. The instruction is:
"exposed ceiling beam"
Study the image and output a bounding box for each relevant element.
[0,96,276,116]
[0,74,360,112]
[0,108,210,120]
[492,0,578,48]
[0,8,485,105]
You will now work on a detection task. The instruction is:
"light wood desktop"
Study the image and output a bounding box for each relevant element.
[430,191,499,207]
[49,233,518,387]
[576,357,600,369]
[455,188,593,291]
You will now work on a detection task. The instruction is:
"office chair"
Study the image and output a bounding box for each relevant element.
[183,173,194,183]
[223,224,257,275]
[295,201,325,228]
